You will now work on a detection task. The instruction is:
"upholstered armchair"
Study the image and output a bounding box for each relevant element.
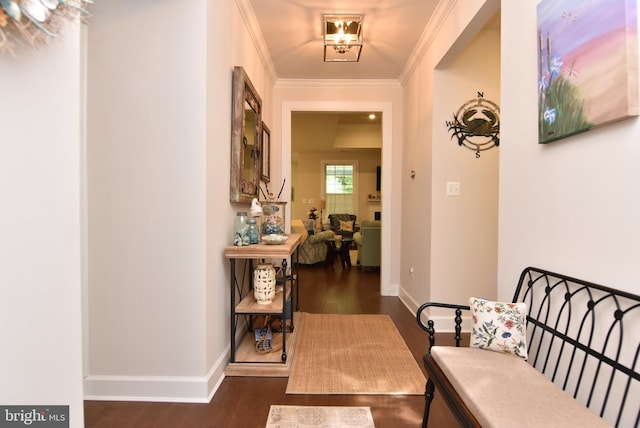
[291,219,334,265]
[353,220,381,271]
[327,214,359,238]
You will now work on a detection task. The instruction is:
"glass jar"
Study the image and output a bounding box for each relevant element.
[233,212,249,246]
[247,218,259,244]
[261,201,287,236]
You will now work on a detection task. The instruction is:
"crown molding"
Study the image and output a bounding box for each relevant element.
[235,0,278,85]
[275,78,401,89]
[399,0,457,86]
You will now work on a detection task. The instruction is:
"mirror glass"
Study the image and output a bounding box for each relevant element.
[230,66,262,203]
[243,101,257,184]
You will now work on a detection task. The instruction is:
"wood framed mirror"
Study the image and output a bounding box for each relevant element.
[230,66,262,203]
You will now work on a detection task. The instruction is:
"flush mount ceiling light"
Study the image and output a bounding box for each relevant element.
[323,14,363,62]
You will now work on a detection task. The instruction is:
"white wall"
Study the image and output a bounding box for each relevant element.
[430,28,500,314]
[499,0,640,298]
[85,0,209,400]
[205,0,233,395]
[0,25,85,427]
[206,0,273,392]
[84,0,273,402]
[400,0,501,326]
[401,59,433,312]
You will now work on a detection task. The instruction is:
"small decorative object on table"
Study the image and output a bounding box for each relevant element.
[261,201,286,235]
[318,199,326,231]
[254,315,282,354]
[233,212,249,246]
[255,323,274,353]
[307,206,321,231]
[253,263,276,304]
[250,198,263,218]
[261,234,288,245]
[247,218,259,244]
[307,207,318,220]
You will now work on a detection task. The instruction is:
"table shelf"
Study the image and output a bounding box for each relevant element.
[235,284,291,314]
[224,233,301,365]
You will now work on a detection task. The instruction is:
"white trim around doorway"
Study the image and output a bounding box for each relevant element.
[282,101,397,296]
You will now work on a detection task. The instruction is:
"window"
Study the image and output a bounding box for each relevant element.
[323,161,358,219]
[325,164,353,194]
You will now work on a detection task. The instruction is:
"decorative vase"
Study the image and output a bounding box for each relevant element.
[253,263,276,304]
[261,201,287,236]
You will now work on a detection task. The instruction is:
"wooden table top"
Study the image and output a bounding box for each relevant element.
[224,233,302,259]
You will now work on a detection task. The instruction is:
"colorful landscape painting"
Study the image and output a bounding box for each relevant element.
[537,0,638,143]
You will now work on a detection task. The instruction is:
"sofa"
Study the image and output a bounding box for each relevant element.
[327,214,359,238]
[291,219,334,265]
[352,220,381,270]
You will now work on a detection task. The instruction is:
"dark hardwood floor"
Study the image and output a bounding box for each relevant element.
[84,262,460,427]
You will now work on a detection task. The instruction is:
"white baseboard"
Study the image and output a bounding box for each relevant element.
[84,347,229,403]
[398,286,422,316]
[399,286,472,334]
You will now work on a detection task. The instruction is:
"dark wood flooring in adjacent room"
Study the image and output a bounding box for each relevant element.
[84,263,460,428]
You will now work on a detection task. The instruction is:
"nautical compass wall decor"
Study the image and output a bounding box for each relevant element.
[446,92,500,158]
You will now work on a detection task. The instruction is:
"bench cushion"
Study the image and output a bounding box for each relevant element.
[431,347,612,428]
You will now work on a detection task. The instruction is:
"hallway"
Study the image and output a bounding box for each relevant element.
[84,265,457,427]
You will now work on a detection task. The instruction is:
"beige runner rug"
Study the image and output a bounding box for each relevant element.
[266,405,374,428]
[286,313,426,395]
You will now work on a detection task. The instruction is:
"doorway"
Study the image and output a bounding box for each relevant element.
[290,111,379,224]
[282,101,397,296]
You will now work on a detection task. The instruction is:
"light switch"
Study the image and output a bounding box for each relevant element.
[308,198,315,204]
[446,181,461,196]
[302,198,307,204]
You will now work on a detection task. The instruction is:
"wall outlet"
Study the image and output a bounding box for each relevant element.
[302,198,307,204]
[308,198,314,204]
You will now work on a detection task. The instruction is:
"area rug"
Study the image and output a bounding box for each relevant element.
[265,405,375,428]
[286,313,426,395]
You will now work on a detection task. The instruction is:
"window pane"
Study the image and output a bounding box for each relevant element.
[325,164,353,194]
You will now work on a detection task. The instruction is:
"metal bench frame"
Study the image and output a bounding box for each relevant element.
[416,267,640,428]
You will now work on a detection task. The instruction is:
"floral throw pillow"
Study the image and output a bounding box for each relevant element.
[469,297,528,359]
[339,220,354,232]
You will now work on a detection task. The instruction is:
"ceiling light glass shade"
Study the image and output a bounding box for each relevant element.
[323,14,363,62]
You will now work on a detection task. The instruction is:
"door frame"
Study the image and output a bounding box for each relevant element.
[282,101,396,296]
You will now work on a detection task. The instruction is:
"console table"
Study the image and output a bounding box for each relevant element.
[224,233,301,364]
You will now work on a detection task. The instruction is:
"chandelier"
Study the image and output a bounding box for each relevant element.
[323,14,363,62]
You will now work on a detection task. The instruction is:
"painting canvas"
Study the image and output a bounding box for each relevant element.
[537,0,638,143]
